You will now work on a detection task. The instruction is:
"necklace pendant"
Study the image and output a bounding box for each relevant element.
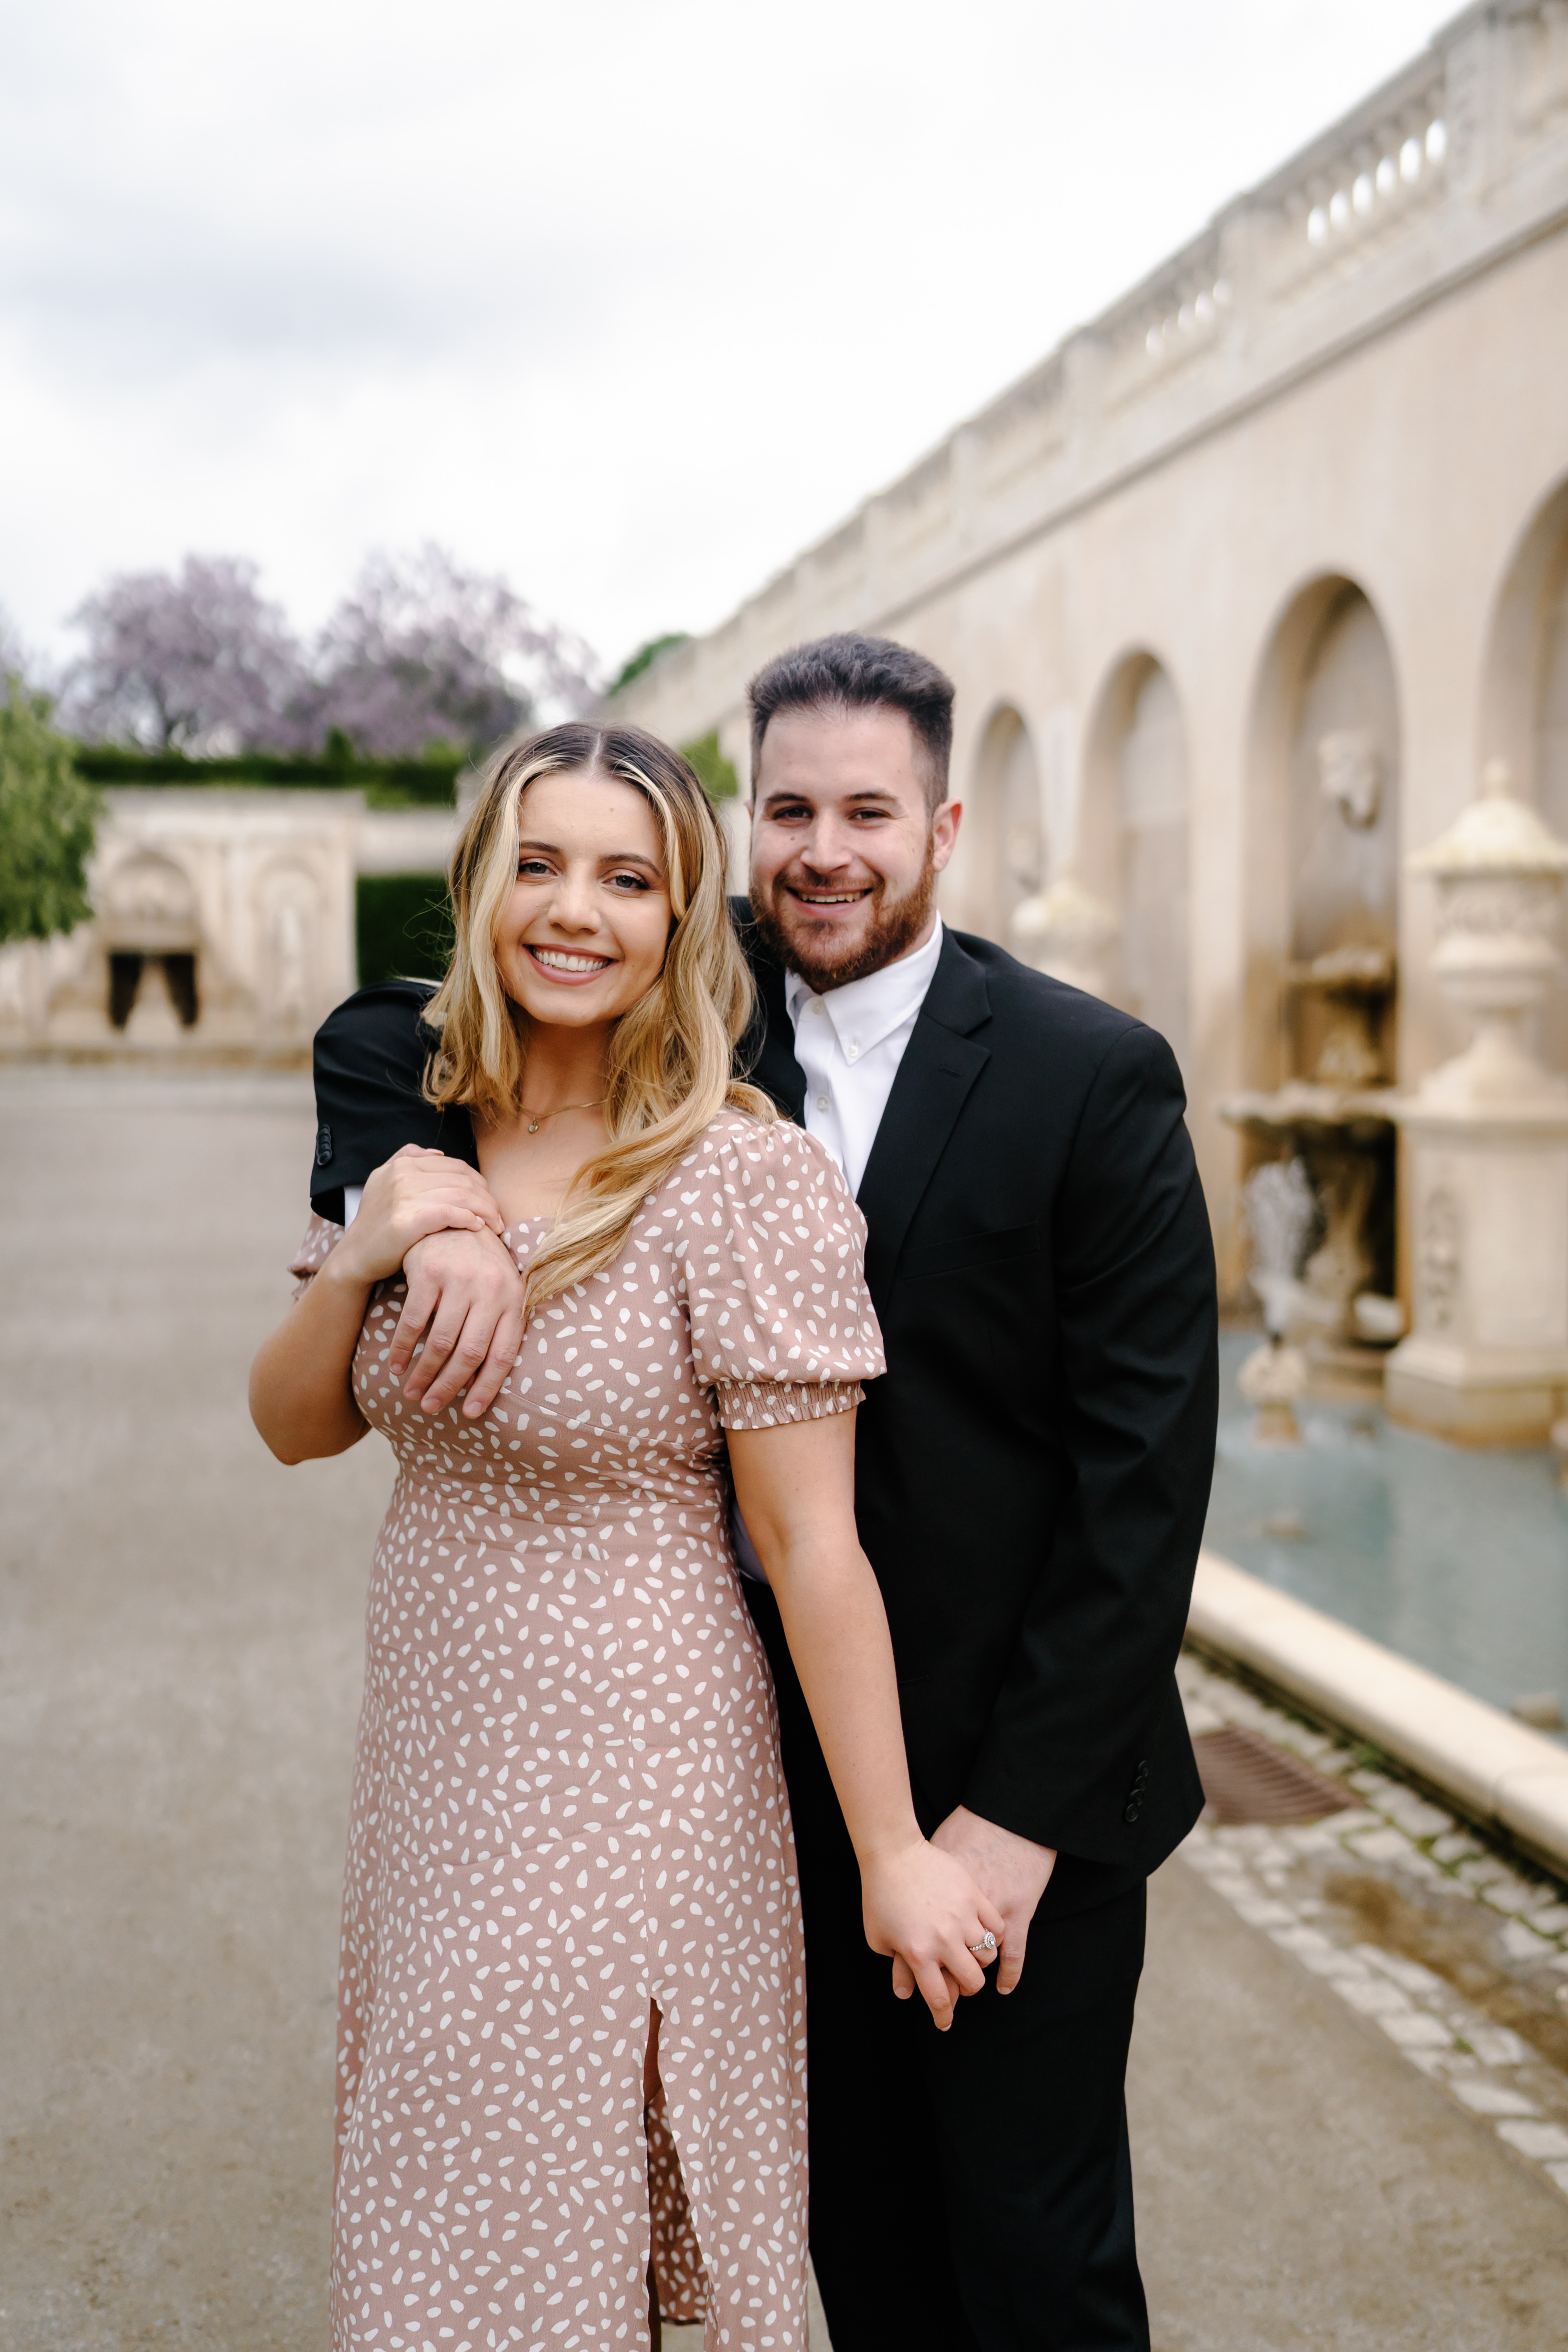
[528,1118,540,1134]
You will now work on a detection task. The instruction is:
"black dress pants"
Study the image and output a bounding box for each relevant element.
[746,1582,1151,2352]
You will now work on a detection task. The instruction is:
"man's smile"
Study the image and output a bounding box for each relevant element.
[786,884,875,909]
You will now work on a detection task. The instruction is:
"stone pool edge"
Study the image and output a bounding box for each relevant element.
[1188,1550,1568,1880]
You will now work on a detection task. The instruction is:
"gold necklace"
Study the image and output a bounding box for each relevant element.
[520,1096,606,1135]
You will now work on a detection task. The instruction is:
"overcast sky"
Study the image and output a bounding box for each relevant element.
[0,0,1459,681]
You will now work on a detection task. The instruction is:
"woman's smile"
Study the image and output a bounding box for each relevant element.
[525,941,616,982]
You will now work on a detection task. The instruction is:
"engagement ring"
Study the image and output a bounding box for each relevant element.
[967,1931,998,1955]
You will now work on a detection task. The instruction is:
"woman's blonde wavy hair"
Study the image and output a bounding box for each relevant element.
[422,720,775,1318]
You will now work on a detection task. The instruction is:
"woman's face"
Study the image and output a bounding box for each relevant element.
[494,767,673,1031]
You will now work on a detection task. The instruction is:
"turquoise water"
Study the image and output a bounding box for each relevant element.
[1204,1333,1568,1728]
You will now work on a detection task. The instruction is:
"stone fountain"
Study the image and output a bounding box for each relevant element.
[1385,760,1568,1443]
[1235,1158,1317,1443]
[1218,947,1401,1395]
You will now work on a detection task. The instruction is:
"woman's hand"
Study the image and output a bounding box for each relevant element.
[860,1839,1006,2033]
[334,1145,505,1288]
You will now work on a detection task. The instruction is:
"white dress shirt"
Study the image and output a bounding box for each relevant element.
[784,915,944,1197]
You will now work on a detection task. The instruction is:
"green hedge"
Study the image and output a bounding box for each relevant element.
[73,742,463,811]
[356,873,455,987]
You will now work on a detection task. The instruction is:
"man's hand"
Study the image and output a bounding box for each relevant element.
[924,1805,1056,1997]
[390,1227,526,1419]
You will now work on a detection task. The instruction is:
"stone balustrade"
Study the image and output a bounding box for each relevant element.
[635,1,1568,739]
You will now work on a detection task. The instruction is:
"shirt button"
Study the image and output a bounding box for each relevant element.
[810,1000,826,1016]
[816,1094,830,1112]
[846,1044,860,1062]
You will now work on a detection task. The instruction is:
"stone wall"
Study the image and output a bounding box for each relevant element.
[613,0,1568,1288]
[0,792,458,1061]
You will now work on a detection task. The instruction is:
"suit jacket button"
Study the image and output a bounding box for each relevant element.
[316,1124,334,1169]
[1123,1801,1142,1824]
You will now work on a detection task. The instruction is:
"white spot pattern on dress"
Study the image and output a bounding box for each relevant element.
[289,1112,884,2351]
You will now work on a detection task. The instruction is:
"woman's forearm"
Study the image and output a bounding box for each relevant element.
[250,1148,509,1465]
[727,1415,921,1866]
[728,1414,1004,2029]
[249,1256,374,1463]
[765,1533,924,1864]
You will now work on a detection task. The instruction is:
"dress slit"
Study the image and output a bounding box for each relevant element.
[647,2078,711,2327]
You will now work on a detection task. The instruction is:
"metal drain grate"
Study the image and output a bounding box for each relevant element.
[1193,1724,1360,1826]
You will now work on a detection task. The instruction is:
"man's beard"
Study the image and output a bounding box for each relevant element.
[749,838,937,992]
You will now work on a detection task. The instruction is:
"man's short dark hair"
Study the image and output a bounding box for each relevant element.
[747,633,955,813]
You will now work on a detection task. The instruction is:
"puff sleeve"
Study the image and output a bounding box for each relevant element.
[671,1114,886,1430]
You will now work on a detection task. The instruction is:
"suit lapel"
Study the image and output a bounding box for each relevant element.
[857,931,992,1312]
[734,904,807,1120]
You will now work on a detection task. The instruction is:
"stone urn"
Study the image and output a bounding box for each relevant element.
[1386,760,1568,1444]
[1411,757,1568,1107]
[1011,867,1120,1000]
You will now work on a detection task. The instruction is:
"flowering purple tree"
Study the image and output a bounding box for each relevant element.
[311,545,599,758]
[61,556,308,752]
[58,545,598,761]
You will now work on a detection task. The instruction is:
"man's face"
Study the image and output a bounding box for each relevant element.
[748,703,962,991]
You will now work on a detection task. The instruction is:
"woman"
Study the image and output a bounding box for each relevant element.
[250,723,1001,2352]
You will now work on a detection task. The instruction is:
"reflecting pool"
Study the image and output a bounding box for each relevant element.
[1204,1333,1568,1732]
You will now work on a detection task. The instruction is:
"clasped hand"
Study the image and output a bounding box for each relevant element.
[860,1840,1007,2033]
[335,1147,526,1419]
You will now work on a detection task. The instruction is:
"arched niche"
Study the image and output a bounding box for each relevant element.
[1081,651,1192,1070]
[99,848,203,1032]
[943,703,1044,944]
[254,860,323,1031]
[1477,473,1568,1068]
[1244,576,1401,1091]
[99,849,199,949]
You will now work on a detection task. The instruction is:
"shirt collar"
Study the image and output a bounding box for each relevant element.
[784,915,944,1054]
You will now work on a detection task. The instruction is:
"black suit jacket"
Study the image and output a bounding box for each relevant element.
[735,907,1216,1871]
[309,920,1217,1874]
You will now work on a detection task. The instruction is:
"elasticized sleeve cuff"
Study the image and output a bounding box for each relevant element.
[713,1378,864,1432]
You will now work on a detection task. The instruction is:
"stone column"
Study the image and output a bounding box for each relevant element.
[1386,761,1568,1443]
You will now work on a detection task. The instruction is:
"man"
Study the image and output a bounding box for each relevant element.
[309,635,1218,2350]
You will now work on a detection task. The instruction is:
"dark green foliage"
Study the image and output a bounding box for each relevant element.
[607,634,690,697]
[681,729,739,801]
[0,679,103,944]
[69,742,463,811]
[356,873,455,987]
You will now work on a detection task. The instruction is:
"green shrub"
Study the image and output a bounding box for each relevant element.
[607,633,690,697]
[0,679,103,944]
[681,730,738,801]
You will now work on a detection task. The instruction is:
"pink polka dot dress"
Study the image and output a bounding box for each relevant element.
[289,1112,885,2352]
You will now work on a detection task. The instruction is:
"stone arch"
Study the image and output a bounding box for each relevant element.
[98,847,203,1034]
[99,848,199,949]
[942,701,1044,944]
[1477,472,1568,1068]
[1081,649,1192,1070]
[1243,574,1402,1092]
